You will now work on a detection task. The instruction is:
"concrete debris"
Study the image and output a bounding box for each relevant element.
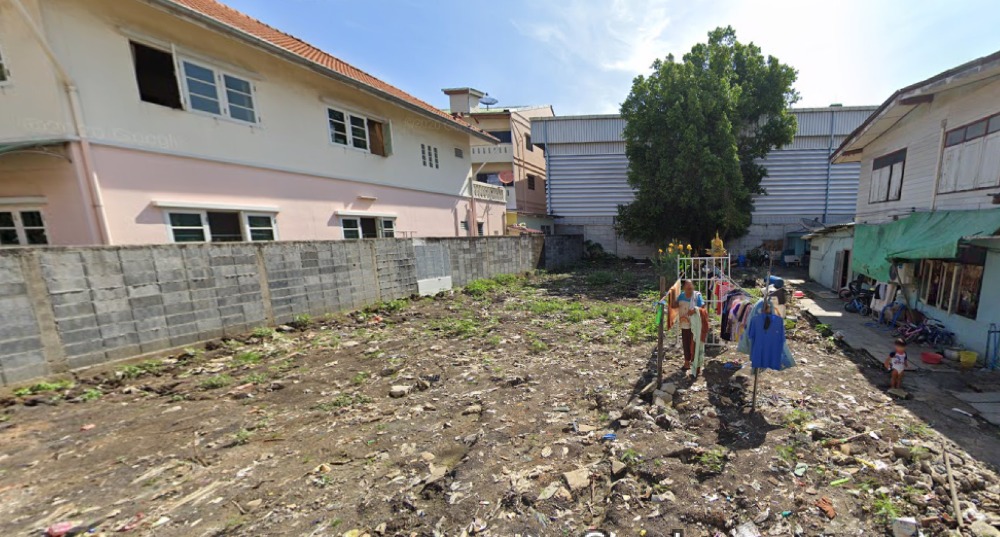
[970,521,1000,537]
[892,517,920,537]
[563,468,591,492]
[611,459,627,477]
[389,385,412,398]
[1,267,999,537]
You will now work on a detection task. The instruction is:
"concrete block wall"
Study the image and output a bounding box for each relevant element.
[543,235,584,270]
[0,236,580,386]
[556,216,654,259]
[0,254,47,385]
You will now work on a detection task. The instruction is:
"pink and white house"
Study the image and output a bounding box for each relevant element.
[0,0,506,246]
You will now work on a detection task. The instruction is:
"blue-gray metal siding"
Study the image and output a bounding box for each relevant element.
[547,153,631,217]
[536,107,875,222]
[754,149,861,218]
[532,116,625,144]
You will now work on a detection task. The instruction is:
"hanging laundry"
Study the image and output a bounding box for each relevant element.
[747,311,785,370]
[737,298,795,370]
[665,279,681,329]
[689,307,709,376]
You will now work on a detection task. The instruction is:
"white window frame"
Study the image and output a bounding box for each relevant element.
[938,114,1000,194]
[178,56,259,125]
[165,209,278,243]
[380,218,395,238]
[166,210,210,243]
[0,42,11,86]
[341,217,361,239]
[327,106,370,152]
[0,207,49,247]
[340,216,396,239]
[243,212,279,242]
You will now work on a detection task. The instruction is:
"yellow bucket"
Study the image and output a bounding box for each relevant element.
[959,350,978,368]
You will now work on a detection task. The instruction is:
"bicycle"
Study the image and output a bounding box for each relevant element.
[891,318,956,346]
[838,275,868,301]
[843,288,873,316]
[922,318,956,346]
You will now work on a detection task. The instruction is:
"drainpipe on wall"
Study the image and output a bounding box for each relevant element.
[10,0,111,245]
[543,121,551,217]
[469,161,488,237]
[822,108,835,224]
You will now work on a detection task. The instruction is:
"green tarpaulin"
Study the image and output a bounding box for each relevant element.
[853,208,1000,281]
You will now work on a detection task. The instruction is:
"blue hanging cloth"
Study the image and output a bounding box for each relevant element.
[738,298,795,370]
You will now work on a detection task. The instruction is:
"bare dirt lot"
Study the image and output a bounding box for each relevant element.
[1,264,999,537]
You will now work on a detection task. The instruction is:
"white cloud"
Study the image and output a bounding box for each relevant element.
[513,0,680,74]
[512,0,1000,114]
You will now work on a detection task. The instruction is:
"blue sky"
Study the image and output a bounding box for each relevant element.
[226,0,999,115]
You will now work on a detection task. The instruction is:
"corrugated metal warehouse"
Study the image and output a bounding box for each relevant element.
[531,106,876,258]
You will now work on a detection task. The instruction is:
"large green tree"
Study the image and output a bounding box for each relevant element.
[616,26,799,250]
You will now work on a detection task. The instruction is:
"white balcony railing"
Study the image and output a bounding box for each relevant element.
[470,143,513,163]
[472,181,507,203]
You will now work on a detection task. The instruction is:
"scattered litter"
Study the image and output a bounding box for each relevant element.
[731,521,762,537]
[45,521,84,537]
[891,517,921,537]
[815,497,836,519]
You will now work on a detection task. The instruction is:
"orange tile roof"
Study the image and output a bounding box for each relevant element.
[159,0,495,141]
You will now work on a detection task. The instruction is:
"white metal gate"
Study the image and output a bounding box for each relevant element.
[677,255,732,347]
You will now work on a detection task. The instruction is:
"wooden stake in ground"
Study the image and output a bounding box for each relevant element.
[943,444,964,529]
[656,276,666,387]
[752,254,775,414]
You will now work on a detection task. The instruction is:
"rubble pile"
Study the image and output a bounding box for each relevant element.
[0,268,997,536]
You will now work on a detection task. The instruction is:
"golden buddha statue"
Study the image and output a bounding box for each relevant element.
[708,231,727,257]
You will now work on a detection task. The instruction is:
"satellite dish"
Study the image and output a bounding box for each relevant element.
[479,95,498,109]
[498,170,515,184]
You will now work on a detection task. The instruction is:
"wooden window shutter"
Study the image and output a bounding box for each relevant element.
[368,119,386,156]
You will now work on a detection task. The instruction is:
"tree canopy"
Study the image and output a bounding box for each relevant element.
[616,26,799,249]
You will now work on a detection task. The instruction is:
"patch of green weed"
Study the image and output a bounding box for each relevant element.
[783,408,814,430]
[902,422,932,438]
[430,317,482,339]
[247,373,269,385]
[235,351,263,366]
[620,448,641,466]
[465,278,500,297]
[200,374,233,390]
[232,428,252,445]
[13,379,74,397]
[80,388,103,402]
[350,371,370,385]
[251,327,275,339]
[586,271,615,286]
[290,314,312,329]
[695,447,727,473]
[872,493,899,524]
[776,444,797,463]
[315,393,372,410]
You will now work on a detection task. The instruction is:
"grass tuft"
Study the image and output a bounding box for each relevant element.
[14,379,74,397]
[200,374,233,390]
